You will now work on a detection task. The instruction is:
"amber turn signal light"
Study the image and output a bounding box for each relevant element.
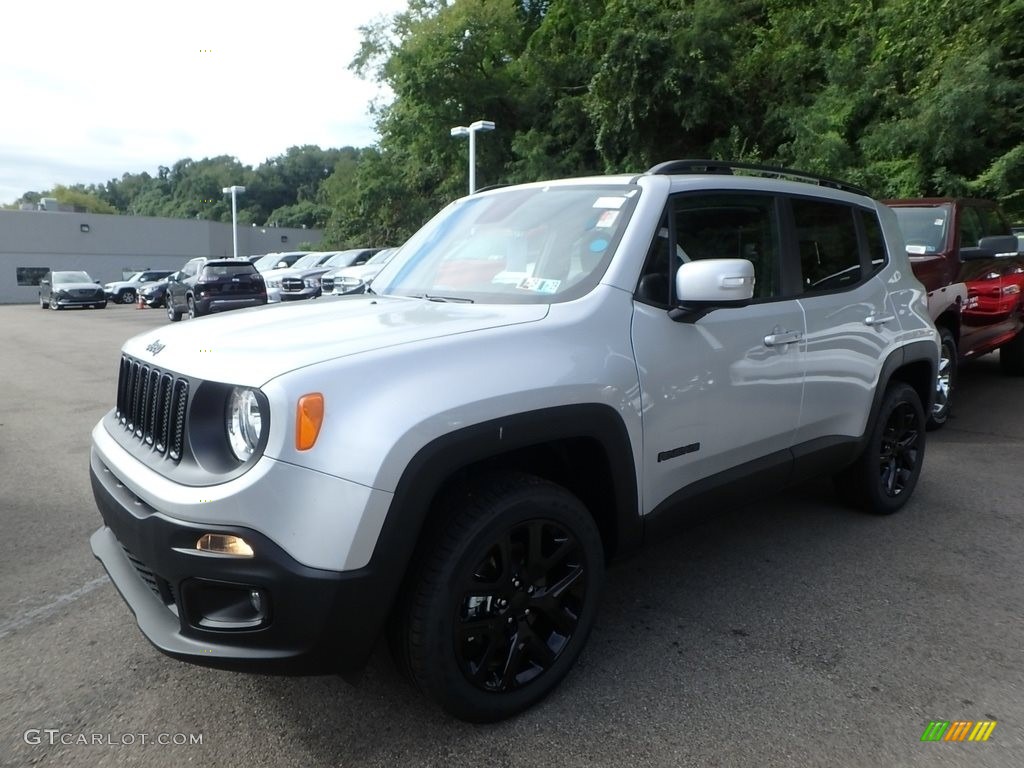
[296,393,324,450]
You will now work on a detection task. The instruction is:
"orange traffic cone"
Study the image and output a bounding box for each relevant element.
[136,293,145,309]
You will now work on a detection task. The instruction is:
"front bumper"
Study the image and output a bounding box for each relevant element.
[195,296,266,314]
[54,296,106,307]
[90,458,385,674]
[279,288,320,301]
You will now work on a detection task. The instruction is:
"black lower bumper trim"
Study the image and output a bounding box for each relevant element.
[89,459,385,676]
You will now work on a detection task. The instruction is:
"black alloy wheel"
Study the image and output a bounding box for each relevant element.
[834,382,925,515]
[392,472,604,722]
[878,401,921,497]
[454,518,587,694]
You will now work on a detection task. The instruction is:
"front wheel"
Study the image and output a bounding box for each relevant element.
[927,327,957,430]
[49,296,61,310]
[187,296,198,319]
[392,472,605,722]
[834,382,926,515]
[120,290,137,305]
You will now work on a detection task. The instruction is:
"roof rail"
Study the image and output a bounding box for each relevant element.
[646,159,869,197]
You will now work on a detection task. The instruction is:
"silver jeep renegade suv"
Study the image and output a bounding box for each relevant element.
[89,160,938,722]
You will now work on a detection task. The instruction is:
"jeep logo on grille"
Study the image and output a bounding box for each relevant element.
[145,339,166,356]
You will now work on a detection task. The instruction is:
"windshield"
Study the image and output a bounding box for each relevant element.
[367,247,397,265]
[54,271,93,284]
[890,205,950,254]
[373,184,640,303]
[291,252,329,269]
[253,253,303,271]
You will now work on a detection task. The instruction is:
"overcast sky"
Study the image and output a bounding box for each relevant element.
[0,0,408,204]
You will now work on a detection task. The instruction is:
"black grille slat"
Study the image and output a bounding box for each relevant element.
[142,368,160,444]
[116,355,189,463]
[155,374,173,453]
[124,360,137,428]
[137,365,152,438]
[169,379,189,461]
[130,361,144,431]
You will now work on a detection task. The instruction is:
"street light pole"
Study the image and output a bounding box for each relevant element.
[222,185,246,259]
[450,120,495,194]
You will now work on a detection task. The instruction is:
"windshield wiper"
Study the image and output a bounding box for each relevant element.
[426,294,474,303]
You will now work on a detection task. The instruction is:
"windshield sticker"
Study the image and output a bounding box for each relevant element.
[934,219,944,226]
[595,210,619,228]
[517,277,561,294]
[593,196,626,210]
[906,245,928,255]
[589,237,609,252]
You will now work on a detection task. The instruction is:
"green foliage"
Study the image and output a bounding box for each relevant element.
[52,184,117,214]
[332,0,1024,235]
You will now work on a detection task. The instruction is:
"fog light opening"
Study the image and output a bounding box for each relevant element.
[196,533,254,558]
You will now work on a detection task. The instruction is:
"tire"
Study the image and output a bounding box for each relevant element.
[927,327,957,430]
[391,472,605,722]
[121,290,136,305]
[49,296,61,311]
[999,327,1024,375]
[166,299,182,322]
[834,382,926,515]
[187,296,198,319]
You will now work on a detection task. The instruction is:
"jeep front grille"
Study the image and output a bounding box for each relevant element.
[281,278,303,291]
[320,277,334,293]
[115,355,189,461]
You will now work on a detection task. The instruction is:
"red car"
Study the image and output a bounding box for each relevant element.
[886,198,1024,427]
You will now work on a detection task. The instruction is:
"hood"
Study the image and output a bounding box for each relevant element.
[121,295,549,386]
[57,281,103,291]
[329,262,381,281]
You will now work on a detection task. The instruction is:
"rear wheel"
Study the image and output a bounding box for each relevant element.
[927,327,957,430]
[999,328,1024,375]
[391,472,604,722]
[121,290,136,305]
[835,382,926,515]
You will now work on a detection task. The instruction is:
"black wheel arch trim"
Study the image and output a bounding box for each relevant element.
[350,403,640,675]
[864,340,937,446]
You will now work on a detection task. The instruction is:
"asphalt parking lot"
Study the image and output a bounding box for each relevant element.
[1,302,1022,767]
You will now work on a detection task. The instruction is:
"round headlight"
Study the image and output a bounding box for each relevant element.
[226,387,263,461]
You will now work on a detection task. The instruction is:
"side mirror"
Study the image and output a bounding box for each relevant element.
[276,261,288,269]
[670,259,755,322]
[40,279,50,286]
[961,235,1020,261]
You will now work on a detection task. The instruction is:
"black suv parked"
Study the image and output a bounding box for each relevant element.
[166,258,267,321]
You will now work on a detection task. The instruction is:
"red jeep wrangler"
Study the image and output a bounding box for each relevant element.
[886,198,1024,427]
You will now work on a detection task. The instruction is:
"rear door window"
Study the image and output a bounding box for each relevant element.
[792,198,862,293]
